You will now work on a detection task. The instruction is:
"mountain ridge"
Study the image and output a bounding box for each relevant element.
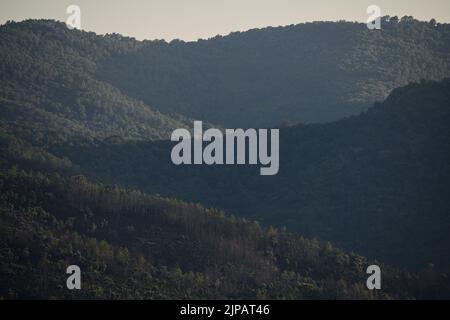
[1,19,450,299]
[2,18,450,130]
[47,78,450,270]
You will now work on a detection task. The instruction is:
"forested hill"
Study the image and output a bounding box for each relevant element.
[1,18,450,299]
[1,18,450,130]
[54,79,450,271]
[98,16,450,126]
[0,20,190,146]
[1,169,449,299]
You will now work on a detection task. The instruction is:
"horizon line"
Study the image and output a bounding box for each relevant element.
[1,15,448,43]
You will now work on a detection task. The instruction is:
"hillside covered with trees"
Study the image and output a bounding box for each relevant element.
[97,16,450,126]
[1,169,449,299]
[53,79,450,271]
[1,18,450,299]
[1,18,450,134]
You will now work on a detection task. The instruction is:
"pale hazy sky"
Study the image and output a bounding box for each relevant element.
[1,0,449,41]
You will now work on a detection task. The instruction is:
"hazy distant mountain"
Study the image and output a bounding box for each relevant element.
[97,17,450,126]
[2,18,450,131]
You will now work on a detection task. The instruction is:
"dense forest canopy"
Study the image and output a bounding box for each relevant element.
[52,79,450,271]
[2,169,449,299]
[1,18,450,299]
[1,18,450,133]
[97,16,450,126]
[0,20,191,145]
